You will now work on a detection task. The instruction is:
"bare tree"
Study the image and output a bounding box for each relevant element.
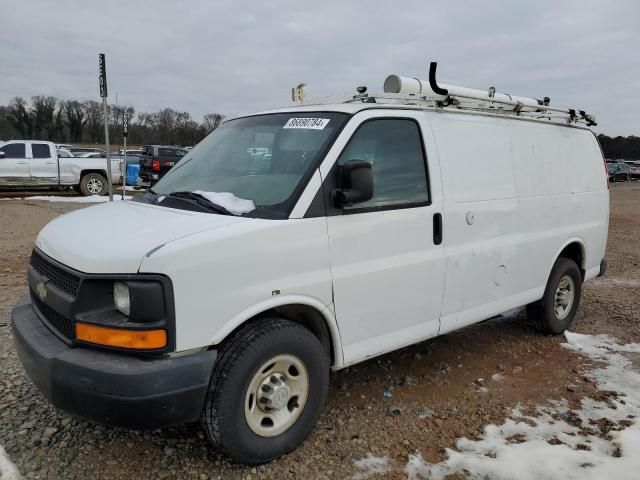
[202,113,224,133]
[63,101,86,142]
[52,107,65,141]
[6,97,31,139]
[83,100,103,143]
[157,108,177,144]
[30,96,58,140]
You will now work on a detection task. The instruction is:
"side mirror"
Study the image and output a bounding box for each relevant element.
[333,160,373,207]
[0,151,5,159]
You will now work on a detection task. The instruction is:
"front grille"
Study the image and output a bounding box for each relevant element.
[30,249,80,296]
[31,290,75,340]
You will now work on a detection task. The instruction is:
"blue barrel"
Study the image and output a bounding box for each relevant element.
[127,164,140,185]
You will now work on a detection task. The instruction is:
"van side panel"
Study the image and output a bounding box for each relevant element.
[511,124,608,285]
[430,114,525,333]
[430,112,608,334]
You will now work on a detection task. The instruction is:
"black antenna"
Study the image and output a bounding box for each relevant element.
[428,62,449,96]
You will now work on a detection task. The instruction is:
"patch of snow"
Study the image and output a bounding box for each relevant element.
[0,445,21,480]
[193,191,255,215]
[352,454,390,479]
[491,373,505,381]
[405,332,640,480]
[3,195,131,203]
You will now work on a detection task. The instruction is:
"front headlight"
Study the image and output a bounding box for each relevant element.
[113,281,130,316]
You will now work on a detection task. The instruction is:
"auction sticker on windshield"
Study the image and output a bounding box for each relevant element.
[283,118,330,129]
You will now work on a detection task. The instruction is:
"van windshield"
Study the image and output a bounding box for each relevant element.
[152,112,348,218]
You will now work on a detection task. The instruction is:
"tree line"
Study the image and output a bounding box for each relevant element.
[596,134,640,160]
[0,96,225,146]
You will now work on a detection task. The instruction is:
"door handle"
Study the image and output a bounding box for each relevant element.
[17,160,28,164]
[433,213,443,245]
[46,161,55,164]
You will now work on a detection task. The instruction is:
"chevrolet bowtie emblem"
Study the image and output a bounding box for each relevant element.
[36,281,48,302]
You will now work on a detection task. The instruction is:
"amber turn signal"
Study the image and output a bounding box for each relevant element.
[75,323,167,350]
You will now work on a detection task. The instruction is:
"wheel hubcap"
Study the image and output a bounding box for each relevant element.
[244,354,309,437]
[554,275,575,320]
[87,178,103,194]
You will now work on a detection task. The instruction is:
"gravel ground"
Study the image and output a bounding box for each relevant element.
[0,184,638,479]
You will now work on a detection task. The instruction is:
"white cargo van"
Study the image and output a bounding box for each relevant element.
[12,64,608,465]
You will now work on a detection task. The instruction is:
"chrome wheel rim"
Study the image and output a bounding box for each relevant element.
[554,275,575,320]
[244,354,309,437]
[87,178,103,194]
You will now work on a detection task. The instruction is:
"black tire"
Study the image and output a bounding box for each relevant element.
[201,318,330,465]
[527,257,582,334]
[79,173,108,196]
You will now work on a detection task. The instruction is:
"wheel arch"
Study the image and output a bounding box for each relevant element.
[210,295,344,368]
[79,169,107,180]
[550,239,586,280]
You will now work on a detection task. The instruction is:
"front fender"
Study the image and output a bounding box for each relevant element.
[211,294,344,369]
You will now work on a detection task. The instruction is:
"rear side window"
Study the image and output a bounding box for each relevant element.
[337,119,430,209]
[31,143,51,158]
[0,143,26,158]
[159,148,178,157]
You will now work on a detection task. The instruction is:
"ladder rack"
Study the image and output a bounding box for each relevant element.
[299,62,597,127]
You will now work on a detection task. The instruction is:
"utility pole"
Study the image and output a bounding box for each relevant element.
[98,53,114,201]
[122,114,128,200]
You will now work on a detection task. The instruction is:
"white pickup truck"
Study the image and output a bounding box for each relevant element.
[0,140,121,195]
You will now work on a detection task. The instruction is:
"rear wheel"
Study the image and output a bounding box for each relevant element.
[201,318,329,465]
[527,257,582,334]
[79,173,107,196]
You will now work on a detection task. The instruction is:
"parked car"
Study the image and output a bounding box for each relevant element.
[69,147,106,156]
[606,160,630,182]
[138,145,187,185]
[11,81,608,466]
[623,160,640,179]
[0,140,121,194]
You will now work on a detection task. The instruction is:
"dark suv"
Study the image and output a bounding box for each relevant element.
[138,145,187,185]
[606,160,631,182]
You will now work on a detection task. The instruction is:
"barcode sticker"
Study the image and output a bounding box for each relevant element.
[283,118,330,130]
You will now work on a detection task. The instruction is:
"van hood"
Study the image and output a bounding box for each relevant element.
[35,201,248,273]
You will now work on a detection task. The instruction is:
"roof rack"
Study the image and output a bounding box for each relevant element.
[299,62,597,127]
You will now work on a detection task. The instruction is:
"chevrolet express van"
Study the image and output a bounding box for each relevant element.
[12,68,608,464]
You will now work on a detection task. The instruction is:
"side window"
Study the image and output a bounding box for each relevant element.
[31,143,51,158]
[337,119,429,209]
[0,143,26,159]
[159,148,177,157]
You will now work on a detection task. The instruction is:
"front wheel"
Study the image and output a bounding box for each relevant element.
[201,318,329,465]
[527,257,582,334]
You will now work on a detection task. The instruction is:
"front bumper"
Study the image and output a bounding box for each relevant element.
[12,295,216,429]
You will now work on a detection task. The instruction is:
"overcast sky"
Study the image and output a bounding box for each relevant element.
[2,0,639,135]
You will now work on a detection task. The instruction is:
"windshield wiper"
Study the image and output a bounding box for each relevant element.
[164,191,234,215]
